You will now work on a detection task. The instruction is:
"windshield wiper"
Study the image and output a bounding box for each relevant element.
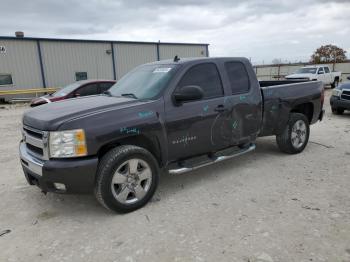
[121,93,138,99]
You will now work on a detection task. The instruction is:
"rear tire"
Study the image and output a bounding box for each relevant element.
[95,145,159,213]
[276,113,310,154]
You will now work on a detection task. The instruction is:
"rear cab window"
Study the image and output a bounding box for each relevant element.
[324,67,330,73]
[224,62,250,94]
[177,63,224,99]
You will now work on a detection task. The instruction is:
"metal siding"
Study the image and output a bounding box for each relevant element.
[114,43,157,79]
[159,44,207,60]
[40,41,114,87]
[0,39,42,90]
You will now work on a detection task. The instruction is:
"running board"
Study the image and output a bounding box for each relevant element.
[168,143,256,175]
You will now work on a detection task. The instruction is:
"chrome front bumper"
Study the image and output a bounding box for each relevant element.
[19,142,44,176]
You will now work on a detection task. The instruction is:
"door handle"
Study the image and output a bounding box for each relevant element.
[245,113,254,120]
[214,105,227,112]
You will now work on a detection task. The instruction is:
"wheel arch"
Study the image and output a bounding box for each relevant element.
[97,135,164,167]
[291,102,314,123]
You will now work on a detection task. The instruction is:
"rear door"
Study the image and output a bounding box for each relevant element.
[222,61,261,145]
[164,62,227,161]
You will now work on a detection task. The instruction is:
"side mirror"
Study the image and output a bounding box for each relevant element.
[173,85,204,104]
[318,71,323,75]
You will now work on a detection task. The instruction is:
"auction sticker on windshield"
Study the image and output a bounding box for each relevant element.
[153,67,172,73]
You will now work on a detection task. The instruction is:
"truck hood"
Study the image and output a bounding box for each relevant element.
[23,95,144,130]
[285,73,313,79]
[338,82,350,91]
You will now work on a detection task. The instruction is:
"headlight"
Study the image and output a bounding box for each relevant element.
[49,129,87,158]
[332,89,342,97]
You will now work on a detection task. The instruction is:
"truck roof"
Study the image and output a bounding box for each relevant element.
[147,57,250,66]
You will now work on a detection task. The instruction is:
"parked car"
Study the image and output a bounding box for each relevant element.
[30,80,116,107]
[330,76,350,114]
[19,57,325,213]
[285,65,341,88]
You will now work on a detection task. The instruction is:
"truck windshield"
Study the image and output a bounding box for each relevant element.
[109,64,178,99]
[295,68,317,74]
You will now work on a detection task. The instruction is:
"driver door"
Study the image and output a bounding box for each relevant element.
[164,63,228,162]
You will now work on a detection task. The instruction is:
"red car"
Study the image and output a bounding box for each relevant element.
[30,80,116,107]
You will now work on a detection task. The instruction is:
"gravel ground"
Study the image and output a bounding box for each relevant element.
[0,89,349,262]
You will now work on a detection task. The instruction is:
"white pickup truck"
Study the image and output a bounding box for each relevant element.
[286,65,341,88]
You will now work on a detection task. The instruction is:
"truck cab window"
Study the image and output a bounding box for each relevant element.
[318,68,324,74]
[177,63,223,99]
[324,67,330,73]
[224,62,250,94]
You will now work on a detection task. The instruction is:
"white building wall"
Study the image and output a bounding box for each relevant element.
[40,41,114,87]
[0,39,42,90]
[114,43,157,79]
[0,37,209,101]
[159,44,207,60]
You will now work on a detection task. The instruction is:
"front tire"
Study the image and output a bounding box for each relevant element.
[276,113,310,154]
[95,145,159,213]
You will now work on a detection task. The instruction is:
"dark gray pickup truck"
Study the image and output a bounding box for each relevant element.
[330,76,350,115]
[20,57,325,213]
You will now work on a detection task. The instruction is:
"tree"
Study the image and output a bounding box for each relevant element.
[310,44,347,64]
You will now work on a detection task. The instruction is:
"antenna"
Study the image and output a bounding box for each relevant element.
[173,55,180,62]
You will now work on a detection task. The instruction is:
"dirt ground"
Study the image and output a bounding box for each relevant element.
[0,89,349,262]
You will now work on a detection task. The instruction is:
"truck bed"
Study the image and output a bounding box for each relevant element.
[259,80,324,137]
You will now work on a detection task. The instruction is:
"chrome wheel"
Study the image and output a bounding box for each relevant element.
[111,159,152,204]
[291,120,307,149]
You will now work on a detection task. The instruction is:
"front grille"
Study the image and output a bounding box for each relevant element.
[27,144,44,156]
[341,89,350,101]
[22,126,48,160]
[23,127,43,139]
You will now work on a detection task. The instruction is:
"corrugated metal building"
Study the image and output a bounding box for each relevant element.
[0,36,209,97]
